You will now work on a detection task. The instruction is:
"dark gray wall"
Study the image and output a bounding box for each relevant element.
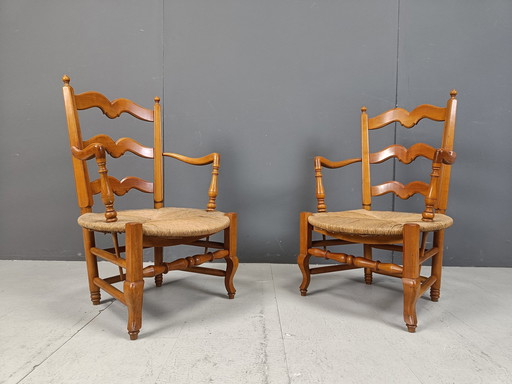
[1,1,511,266]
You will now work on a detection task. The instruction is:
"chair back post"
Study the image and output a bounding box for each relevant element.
[62,75,93,213]
[360,106,372,210]
[153,97,164,209]
[436,90,458,213]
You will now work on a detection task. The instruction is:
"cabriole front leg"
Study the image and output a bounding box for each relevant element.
[224,213,238,299]
[298,212,313,296]
[402,223,421,333]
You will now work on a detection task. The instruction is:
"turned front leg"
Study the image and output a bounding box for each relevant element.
[83,228,101,305]
[124,222,144,340]
[430,230,445,301]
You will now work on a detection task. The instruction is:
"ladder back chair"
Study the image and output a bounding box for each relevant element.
[298,91,458,332]
[62,75,238,340]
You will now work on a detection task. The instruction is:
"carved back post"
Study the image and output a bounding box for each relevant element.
[62,76,163,219]
[360,91,458,215]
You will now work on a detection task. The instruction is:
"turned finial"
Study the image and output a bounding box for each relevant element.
[361,106,367,113]
[62,75,70,85]
[154,96,160,104]
[450,89,457,98]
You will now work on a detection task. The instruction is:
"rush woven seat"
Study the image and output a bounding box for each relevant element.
[298,91,458,333]
[63,76,238,340]
[78,207,230,238]
[309,209,453,236]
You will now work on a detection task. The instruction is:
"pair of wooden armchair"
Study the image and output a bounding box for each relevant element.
[62,76,457,339]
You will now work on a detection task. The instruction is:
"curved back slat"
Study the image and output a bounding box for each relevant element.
[372,181,429,199]
[369,143,436,165]
[91,176,153,196]
[75,91,154,122]
[83,135,154,159]
[368,104,446,130]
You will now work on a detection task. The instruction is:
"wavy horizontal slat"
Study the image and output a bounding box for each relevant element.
[91,176,153,196]
[370,143,436,164]
[368,104,446,129]
[83,134,153,159]
[75,91,154,122]
[372,181,429,199]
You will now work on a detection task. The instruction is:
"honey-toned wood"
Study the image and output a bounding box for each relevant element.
[371,180,429,199]
[75,91,154,121]
[83,134,154,159]
[163,152,220,211]
[62,76,238,339]
[314,156,362,212]
[224,212,238,299]
[369,143,436,164]
[299,91,458,332]
[71,143,117,222]
[90,176,153,196]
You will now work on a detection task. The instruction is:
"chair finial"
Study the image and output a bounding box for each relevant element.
[62,75,70,85]
[450,89,457,98]
[361,106,367,113]
[154,96,160,104]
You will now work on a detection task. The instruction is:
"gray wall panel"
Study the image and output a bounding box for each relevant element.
[396,0,512,266]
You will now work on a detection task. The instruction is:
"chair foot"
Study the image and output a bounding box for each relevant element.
[91,291,101,305]
[228,293,235,299]
[300,289,307,297]
[430,287,440,302]
[155,274,163,287]
[128,331,139,340]
[406,324,417,333]
[364,270,373,285]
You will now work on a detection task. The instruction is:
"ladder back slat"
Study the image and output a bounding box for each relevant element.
[90,176,153,196]
[75,91,154,121]
[372,181,429,199]
[369,143,436,164]
[83,134,153,159]
[368,104,446,129]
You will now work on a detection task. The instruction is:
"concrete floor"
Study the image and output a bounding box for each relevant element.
[1,261,511,384]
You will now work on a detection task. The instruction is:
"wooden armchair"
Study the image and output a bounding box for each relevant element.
[62,76,238,340]
[298,91,458,332]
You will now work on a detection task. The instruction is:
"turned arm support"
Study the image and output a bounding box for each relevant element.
[163,152,220,211]
[314,156,362,212]
[71,143,117,222]
[422,149,456,221]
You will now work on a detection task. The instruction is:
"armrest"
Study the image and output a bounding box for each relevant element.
[163,152,220,211]
[71,144,117,222]
[314,156,362,212]
[422,149,456,221]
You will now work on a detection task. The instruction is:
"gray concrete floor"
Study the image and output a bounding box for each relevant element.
[1,261,511,384]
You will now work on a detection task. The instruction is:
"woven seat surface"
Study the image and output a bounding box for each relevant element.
[78,207,230,238]
[309,209,453,236]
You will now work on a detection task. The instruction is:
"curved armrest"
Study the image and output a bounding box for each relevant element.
[422,149,457,221]
[314,156,362,212]
[71,144,117,222]
[163,152,220,211]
